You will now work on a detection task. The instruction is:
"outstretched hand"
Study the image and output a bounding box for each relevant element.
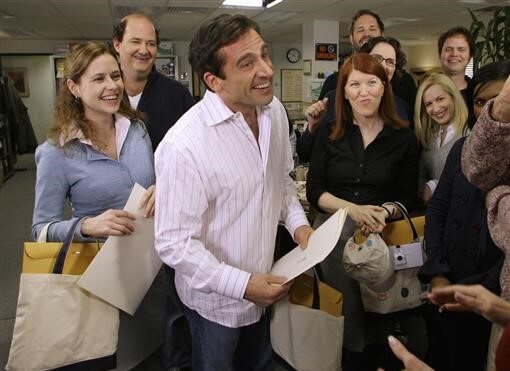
[429,284,510,327]
[377,335,433,371]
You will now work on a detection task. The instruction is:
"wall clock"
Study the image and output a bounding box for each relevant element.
[286,48,301,63]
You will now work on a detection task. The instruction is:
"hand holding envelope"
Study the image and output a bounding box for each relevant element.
[270,209,347,284]
[78,183,162,315]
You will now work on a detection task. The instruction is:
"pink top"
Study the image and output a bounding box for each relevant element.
[462,100,510,300]
[154,90,309,327]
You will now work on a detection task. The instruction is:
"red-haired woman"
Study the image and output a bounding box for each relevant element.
[306,53,421,371]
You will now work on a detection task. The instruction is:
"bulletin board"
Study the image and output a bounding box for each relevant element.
[281,69,303,102]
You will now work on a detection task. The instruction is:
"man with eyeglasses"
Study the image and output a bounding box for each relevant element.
[113,12,194,371]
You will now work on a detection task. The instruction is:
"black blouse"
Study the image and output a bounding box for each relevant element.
[306,110,420,213]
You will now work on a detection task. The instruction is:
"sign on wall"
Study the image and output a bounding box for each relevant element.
[281,69,303,102]
[315,43,337,61]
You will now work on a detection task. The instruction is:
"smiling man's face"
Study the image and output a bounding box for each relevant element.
[440,35,470,77]
[114,16,157,80]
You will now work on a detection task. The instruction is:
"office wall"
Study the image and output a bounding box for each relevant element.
[1,55,55,144]
[0,38,193,87]
[405,43,441,71]
[271,42,302,100]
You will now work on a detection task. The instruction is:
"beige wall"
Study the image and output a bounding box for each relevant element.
[404,42,441,70]
[2,55,55,144]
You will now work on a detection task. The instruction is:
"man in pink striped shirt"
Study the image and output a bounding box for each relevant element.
[154,14,313,371]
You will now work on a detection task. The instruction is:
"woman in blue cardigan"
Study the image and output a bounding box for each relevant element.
[32,42,161,370]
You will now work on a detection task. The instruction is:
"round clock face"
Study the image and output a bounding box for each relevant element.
[287,48,301,63]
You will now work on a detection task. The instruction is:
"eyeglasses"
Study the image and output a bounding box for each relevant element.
[371,54,396,68]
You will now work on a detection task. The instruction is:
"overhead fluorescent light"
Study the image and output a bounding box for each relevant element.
[263,0,284,8]
[222,0,284,7]
[222,0,263,7]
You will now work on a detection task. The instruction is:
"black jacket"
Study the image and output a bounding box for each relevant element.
[127,69,195,151]
[418,138,503,293]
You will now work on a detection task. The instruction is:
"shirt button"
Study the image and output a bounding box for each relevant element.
[359,164,363,168]
[355,178,360,183]
[354,191,359,197]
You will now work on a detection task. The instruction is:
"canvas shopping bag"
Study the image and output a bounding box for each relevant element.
[344,203,426,314]
[6,219,119,371]
[271,269,344,371]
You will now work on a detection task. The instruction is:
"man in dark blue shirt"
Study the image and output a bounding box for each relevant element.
[113,13,195,150]
[113,13,194,371]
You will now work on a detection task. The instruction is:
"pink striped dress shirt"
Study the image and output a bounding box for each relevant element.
[154,90,309,327]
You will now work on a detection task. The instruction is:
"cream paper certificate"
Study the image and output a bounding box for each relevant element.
[271,208,347,284]
[78,183,162,315]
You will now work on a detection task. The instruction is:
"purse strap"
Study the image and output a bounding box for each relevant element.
[52,218,82,274]
[37,222,55,243]
[384,201,418,241]
[311,266,321,310]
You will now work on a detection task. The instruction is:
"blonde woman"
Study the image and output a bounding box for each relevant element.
[414,73,468,203]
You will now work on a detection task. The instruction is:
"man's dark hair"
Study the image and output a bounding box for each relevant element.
[349,9,385,35]
[112,13,160,45]
[189,14,261,88]
[437,26,474,57]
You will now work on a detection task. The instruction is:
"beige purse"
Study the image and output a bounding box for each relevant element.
[344,203,426,314]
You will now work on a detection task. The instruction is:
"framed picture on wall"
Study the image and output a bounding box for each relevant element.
[3,67,30,97]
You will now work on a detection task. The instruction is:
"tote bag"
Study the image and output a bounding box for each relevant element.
[344,203,426,314]
[6,220,119,371]
[271,269,344,371]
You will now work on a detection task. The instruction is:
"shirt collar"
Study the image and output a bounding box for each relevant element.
[59,113,131,150]
[201,90,273,127]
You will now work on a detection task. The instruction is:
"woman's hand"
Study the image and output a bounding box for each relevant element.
[429,284,510,327]
[305,97,328,134]
[491,75,510,122]
[377,336,434,371]
[422,184,433,204]
[349,204,386,234]
[81,209,136,238]
[430,275,451,290]
[139,184,155,217]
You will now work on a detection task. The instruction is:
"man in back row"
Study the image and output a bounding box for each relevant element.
[113,13,195,371]
[298,8,417,163]
[155,13,313,371]
[113,13,195,151]
[438,26,474,104]
[319,9,417,109]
